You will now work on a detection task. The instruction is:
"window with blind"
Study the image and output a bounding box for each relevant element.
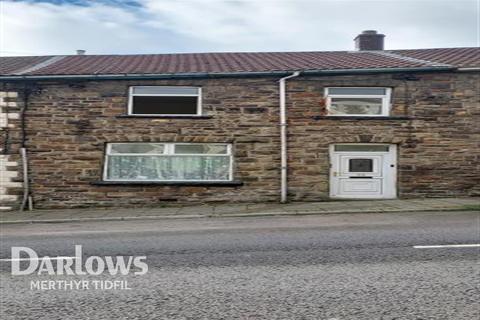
[103,143,232,182]
[325,87,392,116]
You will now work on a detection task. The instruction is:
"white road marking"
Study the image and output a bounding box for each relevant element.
[0,257,77,262]
[413,244,480,249]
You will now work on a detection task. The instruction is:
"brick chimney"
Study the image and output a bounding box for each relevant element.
[354,30,385,51]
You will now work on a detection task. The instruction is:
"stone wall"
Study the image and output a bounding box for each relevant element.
[0,91,22,210]
[1,71,478,209]
[14,78,282,208]
[287,72,480,200]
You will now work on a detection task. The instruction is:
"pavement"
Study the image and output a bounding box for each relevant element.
[0,210,479,319]
[0,197,478,224]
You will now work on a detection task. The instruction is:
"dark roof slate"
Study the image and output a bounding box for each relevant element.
[1,47,478,77]
[391,48,479,68]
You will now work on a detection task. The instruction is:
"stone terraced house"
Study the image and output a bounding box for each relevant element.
[0,31,479,210]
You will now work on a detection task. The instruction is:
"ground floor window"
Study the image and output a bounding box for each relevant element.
[104,143,232,182]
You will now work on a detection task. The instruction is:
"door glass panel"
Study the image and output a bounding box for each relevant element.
[349,159,373,172]
[334,145,389,152]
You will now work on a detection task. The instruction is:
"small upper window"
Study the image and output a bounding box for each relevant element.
[128,86,201,116]
[325,87,391,116]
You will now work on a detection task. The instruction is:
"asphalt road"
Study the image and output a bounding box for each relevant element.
[0,210,479,320]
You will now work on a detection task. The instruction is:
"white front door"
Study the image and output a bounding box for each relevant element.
[330,144,397,199]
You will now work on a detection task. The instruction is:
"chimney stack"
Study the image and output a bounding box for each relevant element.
[76,49,86,55]
[354,30,385,51]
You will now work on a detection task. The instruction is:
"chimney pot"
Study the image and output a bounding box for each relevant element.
[76,50,86,55]
[354,30,385,51]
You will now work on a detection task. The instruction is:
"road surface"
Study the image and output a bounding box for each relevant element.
[0,210,479,319]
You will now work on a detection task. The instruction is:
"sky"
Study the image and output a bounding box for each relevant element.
[0,0,478,56]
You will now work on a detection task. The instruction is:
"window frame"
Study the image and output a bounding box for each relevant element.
[103,142,233,182]
[127,86,202,116]
[333,144,391,153]
[324,87,392,117]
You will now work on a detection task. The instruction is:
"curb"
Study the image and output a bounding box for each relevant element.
[0,207,473,225]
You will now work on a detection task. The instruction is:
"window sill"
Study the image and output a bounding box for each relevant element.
[91,180,243,186]
[312,116,412,120]
[116,115,213,119]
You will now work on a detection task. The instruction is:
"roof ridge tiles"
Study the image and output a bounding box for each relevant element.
[12,55,67,75]
[373,51,453,67]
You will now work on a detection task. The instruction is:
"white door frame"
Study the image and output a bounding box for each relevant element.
[329,144,397,199]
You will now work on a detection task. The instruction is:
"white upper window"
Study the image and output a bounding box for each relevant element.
[104,143,232,182]
[325,87,392,116]
[128,86,202,116]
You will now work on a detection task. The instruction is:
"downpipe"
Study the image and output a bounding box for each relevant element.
[279,71,300,203]
[20,147,32,211]
[19,83,33,211]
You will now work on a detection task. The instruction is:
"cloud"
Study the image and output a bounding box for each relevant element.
[0,0,478,56]
[0,0,197,55]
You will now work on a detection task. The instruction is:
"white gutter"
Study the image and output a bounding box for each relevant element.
[0,66,455,81]
[279,71,301,203]
[457,67,480,72]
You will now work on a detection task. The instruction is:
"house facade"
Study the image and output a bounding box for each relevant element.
[1,32,479,210]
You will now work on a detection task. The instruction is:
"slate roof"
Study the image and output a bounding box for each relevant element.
[391,48,479,68]
[1,47,478,77]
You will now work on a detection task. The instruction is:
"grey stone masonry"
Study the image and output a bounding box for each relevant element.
[0,70,479,209]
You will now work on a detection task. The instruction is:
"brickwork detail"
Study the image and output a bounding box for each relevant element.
[0,91,22,210]
[13,79,282,208]
[287,72,480,200]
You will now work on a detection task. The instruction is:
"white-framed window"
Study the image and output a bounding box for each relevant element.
[103,143,233,182]
[325,87,392,116]
[128,86,202,116]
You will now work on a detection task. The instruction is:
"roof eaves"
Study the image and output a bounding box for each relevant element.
[0,65,457,81]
